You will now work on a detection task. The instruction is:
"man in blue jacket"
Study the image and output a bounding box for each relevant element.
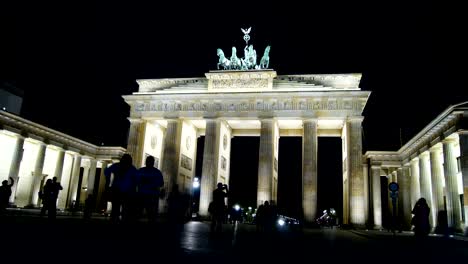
[137,155,164,223]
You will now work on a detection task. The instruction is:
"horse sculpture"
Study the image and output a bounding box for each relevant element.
[217,49,231,70]
[230,47,242,70]
[259,46,271,69]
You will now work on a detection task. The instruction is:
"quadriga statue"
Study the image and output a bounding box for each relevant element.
[259,46,271,69]
[230,47,242,70]
[217,48,231,70]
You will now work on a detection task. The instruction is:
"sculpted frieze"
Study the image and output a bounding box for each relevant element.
[212,78,269,89]
[133,98,361,113]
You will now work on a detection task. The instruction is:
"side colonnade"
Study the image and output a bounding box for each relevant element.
[365,102,468,234]
[0,110,126,212]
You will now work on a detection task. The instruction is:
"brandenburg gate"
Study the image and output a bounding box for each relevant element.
[123,70,370,225]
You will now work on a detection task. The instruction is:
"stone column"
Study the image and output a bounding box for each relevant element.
[429,144,445,229]
[8,135,25,204]
[458,133,468,234]
[443,138,462,231]
[302,119,318,223]
[410,158,421,208]
[96,161,109,212]
[86,158,97,198]
[127,119,146,168]
[29,142,47,207]
[371,166,382,229]
[54,148,65,181]
[419,151,435,227]
[398,166,412,230]
[67,154,82,209]
[347,118,365,226]
[257,119,276,206]
[199,119,220,217]
[161,119,182,212]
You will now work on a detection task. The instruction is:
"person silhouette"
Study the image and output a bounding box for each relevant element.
[52,177,63,208]
[211,182,228,234]
[104,154,138,223]
[0,177,14,216]
[40,179,56,219]
[411,198,430,237]
[137,156,164,223]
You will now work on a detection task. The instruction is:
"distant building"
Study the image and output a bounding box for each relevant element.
[0,82,23,115]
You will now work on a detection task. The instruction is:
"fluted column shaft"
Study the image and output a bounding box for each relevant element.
[410,158,421,208]
[8,135,25,203]
[67,154,82,208]
[161,120,182,211]
[29,143,47,206]
[302,120,318,223]
[347,118,365,226]
[371,166,382,229]
[96,161,109,211]
[127,119,146,168]
[86,158,97,198]
[398,166,412,230]
[199,120,220,216]
[458,133,468,232]
[443,138,462,231]
[54,148,65,181]
[419,151,435,227]
[429,145,445,228]
[257,119,275,206]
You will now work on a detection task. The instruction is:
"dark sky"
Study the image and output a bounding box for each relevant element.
[5,1,468,216]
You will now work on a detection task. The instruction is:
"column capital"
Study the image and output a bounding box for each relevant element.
[411,157,419,163]
[429,143,443,152]
[128,118,145,124]
[347,116,364,122]
[419,150,430,158]
[443,137,457,144]
[370,165,382,170]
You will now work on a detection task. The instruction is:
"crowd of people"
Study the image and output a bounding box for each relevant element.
[0,152,439,238]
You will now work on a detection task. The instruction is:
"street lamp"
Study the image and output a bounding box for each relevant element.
[191,177,200,219]
[193,177,200,188]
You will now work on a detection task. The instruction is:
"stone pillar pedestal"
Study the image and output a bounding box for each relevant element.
[127,119,146,168]
[161,119,182,213]
[302,119,318,223]
[419,151,435,227]
[29,142,47,207]
[67,154,82,209]
[398,166,412,230]
[257,119,276,206]
[429,144,445,231]
[458,133,468,235]
[8,135,25,204]
[371,166,382,229]
[86,158,97,198]
[410,158,421,208]
[443,137,462,232]
[54,148,65,182]
[96,161,109,212]
[347,118,365,226]
[199,120,221,217]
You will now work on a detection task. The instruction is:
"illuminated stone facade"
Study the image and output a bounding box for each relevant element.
[124,70,370,226]
[0,111,125,211]
[365,102,468,233]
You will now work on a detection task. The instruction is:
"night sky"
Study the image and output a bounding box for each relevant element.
[5,2,468,217]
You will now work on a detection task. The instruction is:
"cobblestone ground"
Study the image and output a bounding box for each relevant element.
[2,214,467,264]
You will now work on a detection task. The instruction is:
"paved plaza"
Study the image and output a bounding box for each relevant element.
[2,211,467,264]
